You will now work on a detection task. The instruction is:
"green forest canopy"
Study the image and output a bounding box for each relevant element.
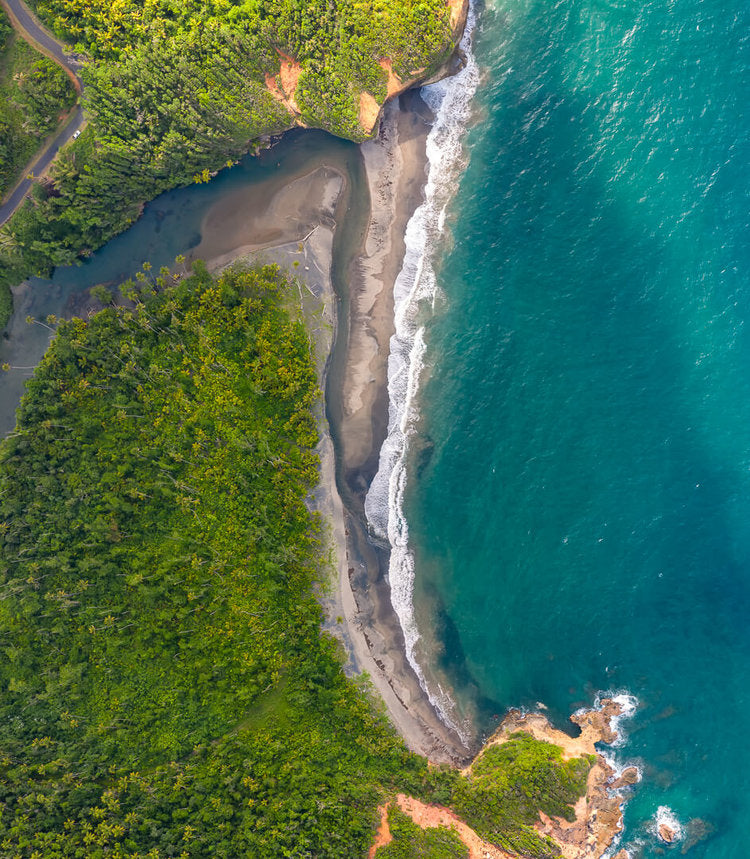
[0,0,458,304]
[0,263,593,857]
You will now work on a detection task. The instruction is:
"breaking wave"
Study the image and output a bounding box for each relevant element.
[364,2,479,739]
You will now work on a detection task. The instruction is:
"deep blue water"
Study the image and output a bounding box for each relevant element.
[405,0,750,854]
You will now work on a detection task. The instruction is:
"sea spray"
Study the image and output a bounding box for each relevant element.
[364,2,479,738]
[651,807,684,843]
[576,690,639,749]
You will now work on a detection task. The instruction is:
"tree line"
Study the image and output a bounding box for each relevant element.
[0,0,457,326]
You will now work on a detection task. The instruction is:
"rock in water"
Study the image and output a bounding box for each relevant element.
[658,822,677,843]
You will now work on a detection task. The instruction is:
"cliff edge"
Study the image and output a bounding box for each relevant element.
[264,0,470,137]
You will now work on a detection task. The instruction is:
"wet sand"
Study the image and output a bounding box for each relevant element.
[327,94,472,763]
[198,94,470,762]
[331,96,473,763]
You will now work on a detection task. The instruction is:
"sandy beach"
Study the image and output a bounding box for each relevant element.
[194,94,470,764]
[325,94,473,763]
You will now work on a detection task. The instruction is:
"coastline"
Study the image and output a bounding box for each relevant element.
[194,5,483,766]
[195,72,640,856]
[368,698,637,859]
[486,700,639,859]
[326,93,473,763]
[196,94,472,764]
[0,80,642,856]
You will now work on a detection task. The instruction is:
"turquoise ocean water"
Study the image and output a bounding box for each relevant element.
[1,0,746,850]
[371,0,750,854]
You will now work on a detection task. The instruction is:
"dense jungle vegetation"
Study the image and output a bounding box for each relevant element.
[0,0,457,313]
[0,264,592,857]
[0,8,76,198]
[374,807,469,858]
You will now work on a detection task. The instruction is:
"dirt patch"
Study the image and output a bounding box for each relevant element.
[368,805,393,858]
[264,50,302,116]
[264,72,283,99]
[369,794,515,859]
[359,91,381,134]
[278,54,301,105]
[379,59,404,98]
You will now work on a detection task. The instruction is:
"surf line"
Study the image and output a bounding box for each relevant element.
[365,1,480,741]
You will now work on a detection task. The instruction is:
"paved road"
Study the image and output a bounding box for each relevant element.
[0,0,83,85]
[0,0,85,226]
[0,105,84,225]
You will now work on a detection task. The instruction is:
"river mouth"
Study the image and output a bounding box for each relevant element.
[0,129,361,436]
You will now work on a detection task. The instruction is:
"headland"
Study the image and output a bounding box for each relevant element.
[188,93,638,858]
[369,698,638,858]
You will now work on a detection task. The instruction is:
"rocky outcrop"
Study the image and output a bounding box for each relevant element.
[480,699,639,859]
[658,822,677,843]
[368,699,638,859]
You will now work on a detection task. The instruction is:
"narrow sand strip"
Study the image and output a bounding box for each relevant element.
[194,97,469,763]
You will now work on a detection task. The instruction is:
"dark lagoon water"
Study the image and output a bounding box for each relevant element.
[370,0,750,855]
[0,130,362,435]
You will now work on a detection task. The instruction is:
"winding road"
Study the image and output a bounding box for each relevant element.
[0,0,85,226]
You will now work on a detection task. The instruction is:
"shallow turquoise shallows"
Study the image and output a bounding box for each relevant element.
[407,0,750,854]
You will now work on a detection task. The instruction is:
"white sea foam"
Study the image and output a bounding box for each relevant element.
[582,690,641,858]
[577,689,639,748]
[650,806,684,843]
[605,691,639,747]
[364,2,479,741]
[602,840,633,859]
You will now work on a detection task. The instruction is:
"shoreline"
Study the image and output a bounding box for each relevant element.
[129,92,468,761]
[200,85,638,858]
[0,84,641,853]
[200,93,472,763]
[326,92,473,763]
